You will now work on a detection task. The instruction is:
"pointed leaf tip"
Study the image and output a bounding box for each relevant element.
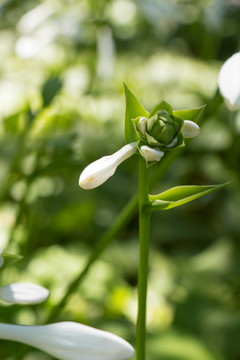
[124,84,149,144]
[146,182,229,212]
[173,105,206,123]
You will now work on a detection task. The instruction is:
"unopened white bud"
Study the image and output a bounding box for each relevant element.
[0,322,135,360]
[218,52,240,111]
[137,117,147,136]
[181,120,200,138]
[140,145,164,162]
[79,142,137,189]
[0,283,49,304]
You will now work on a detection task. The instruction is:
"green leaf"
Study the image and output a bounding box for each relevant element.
[149,100,173,117]
[42,76,62,108]
[145,183,229,212]
[0,253,23,271]
[173,105,206,123]
[124,83,149,143]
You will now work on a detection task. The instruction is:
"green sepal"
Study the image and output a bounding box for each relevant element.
[172,105,206,123]
[144,183,229,212]
[165,132,185,150]
[124,83,149,144]
[146,132,161,147]
[145,130,185,150]
[149,101,173,117]
[0,253,23,271]
[172,116,184,132]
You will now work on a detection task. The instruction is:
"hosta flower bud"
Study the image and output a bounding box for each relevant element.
[79,142,137,189]
[218,51,240,111]
[147,112,177,145]
[140,145,164,163]
[133,109,184,150]
[136,117,147,136]
[0,322,135,360]
[0,283,49,304]
[181,120,200,138]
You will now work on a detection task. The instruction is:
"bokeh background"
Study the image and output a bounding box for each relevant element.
[0,0,240,359]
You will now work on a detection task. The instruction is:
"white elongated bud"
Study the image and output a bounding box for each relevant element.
[218,52,240,111]
[181,120,200,138]
[0,283,49,304]
[79,142,137,189]
[0,322,135,360]
[140,145,164,162]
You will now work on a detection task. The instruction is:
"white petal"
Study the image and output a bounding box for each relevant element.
[0,283,49,304]
[181,120,200,138]
[140,146,164,162]
[137,117,147,136]
[218,52,240,111]
[0,322,135,360]
[79,142,137,189]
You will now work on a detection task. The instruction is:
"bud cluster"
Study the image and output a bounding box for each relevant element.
[79,95,201,189]
[132,102,200,164]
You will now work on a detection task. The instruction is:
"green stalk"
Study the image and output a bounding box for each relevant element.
[45,150,178,323]
[136,155,151,360]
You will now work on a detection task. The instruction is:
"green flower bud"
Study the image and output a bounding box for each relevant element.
[147,111,179,146]
[133,109,184,150]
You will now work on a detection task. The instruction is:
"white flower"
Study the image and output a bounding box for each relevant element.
[140,146,164,162]
[0,283,49,304]
[218,51,240,111]
[79,142,137,189]
[181,120,200,138]
[0,321,135,360]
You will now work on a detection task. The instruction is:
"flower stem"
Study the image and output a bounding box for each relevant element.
[136,156,151,360]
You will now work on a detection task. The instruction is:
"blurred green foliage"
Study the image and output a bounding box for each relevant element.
[0,0,240,359]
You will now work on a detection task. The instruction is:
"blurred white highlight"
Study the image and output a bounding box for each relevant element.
[218,52,240,111]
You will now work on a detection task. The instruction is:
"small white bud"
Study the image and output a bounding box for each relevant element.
[79,142,137,189]
[137,117,147,136]
[218,52,240,111]
[140,145,164,162]
[181,120,200,138]
[0,283,49,304]
[0,322,135,360]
